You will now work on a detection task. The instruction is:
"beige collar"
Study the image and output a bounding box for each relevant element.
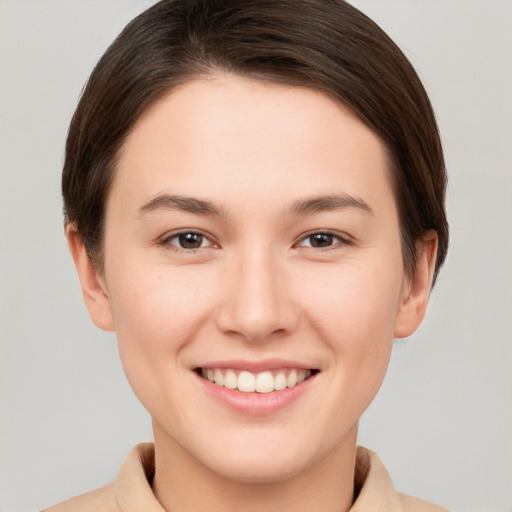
[113,443,415,512]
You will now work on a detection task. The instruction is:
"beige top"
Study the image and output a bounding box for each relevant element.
[44,444,448,512]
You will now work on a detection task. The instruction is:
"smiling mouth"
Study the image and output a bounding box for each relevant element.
[196,368,319,393]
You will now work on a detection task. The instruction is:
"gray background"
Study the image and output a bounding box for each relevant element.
[1,1,511,511]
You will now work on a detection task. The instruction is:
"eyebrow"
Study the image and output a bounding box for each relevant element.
[137,194,224,217]
[137,192,373,219]
[287,194,374,216]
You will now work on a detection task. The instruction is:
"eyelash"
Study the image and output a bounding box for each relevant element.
[159,229,351,253]
[294,230,352,250]
[158,230,217,252]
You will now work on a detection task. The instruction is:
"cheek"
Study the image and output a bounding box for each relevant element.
[305,259,403,343]
[106,264,216,402]
[110,262,213,336]
[300,259,403,399]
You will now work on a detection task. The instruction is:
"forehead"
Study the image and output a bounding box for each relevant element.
[111,74,394,214]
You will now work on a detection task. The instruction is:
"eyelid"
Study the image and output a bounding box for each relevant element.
[293,229,353,249]
[157,228,351,251]
[158,229,219,250]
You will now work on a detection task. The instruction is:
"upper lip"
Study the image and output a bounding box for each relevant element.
[195,359,318,373]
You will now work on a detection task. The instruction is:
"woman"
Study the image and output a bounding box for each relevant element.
[46,0,448,510]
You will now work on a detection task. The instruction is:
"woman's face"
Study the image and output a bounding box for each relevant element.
[82,75,428,482]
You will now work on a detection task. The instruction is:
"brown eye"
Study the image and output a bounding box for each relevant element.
[179,233,204,248]
[309,233,335,247]
[297,231,349,249]
[165,231,211,250]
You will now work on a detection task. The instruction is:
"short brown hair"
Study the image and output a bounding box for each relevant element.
[62,0,448,282]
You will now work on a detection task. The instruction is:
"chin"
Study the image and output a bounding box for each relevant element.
[206,450,312,484]
[194,428,336,485]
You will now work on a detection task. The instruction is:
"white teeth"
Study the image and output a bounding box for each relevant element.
[274,372,287,391]
[238,371,256,392]
[255,371,274,393]
[214,369,224,387]
[286,369,297,387]
[201,367,314,393]
[224,369,238,389]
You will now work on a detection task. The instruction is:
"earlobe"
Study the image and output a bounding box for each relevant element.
[394,231,438,339]
[66,224,115,332]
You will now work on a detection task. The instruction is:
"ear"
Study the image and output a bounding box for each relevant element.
[66,224,115,331]
[394,231,438,338]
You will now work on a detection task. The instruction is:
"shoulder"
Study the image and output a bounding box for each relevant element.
[42,484,119,512]
[353,447,449,512]
[42,443,161,512]
[399,493,449,512]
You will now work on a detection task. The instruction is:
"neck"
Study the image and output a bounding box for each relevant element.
[152,422,358,512]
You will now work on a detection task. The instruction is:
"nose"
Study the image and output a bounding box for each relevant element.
[215,245,299,343]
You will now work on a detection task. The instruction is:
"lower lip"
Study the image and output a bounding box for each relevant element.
[195,372,317,415]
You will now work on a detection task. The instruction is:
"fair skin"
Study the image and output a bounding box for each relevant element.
[68,74,437,512]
